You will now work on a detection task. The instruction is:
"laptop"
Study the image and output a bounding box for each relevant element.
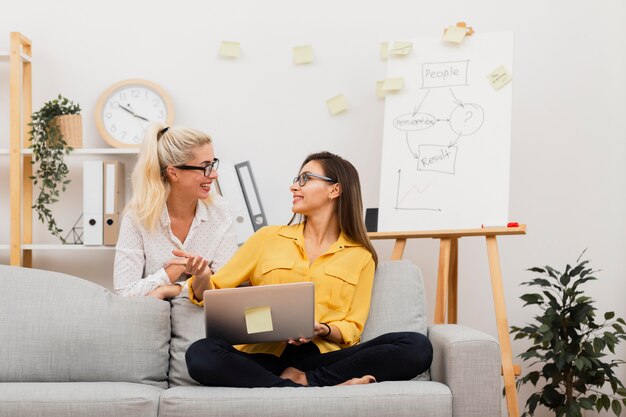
[203,282,315,344]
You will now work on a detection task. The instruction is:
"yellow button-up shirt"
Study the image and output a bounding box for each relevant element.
[189,223,375,357]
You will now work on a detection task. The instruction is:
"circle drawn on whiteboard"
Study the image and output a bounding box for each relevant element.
[449,103,484,136]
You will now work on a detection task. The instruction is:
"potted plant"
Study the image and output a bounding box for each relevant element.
[511,252,626,417]
[29,95,82,243]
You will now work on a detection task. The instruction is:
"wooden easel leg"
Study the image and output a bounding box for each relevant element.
[391,238,407,260]
[486,236,519,417]
[434,238,452,324]
[447,238,458,324]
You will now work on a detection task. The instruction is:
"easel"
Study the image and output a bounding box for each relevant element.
[368,225,526,417]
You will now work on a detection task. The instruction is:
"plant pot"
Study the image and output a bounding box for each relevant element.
[53,114,83,148]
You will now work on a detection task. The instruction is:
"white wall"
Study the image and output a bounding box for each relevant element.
[1,1,624,415]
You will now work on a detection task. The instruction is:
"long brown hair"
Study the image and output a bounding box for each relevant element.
[290,151,378,266]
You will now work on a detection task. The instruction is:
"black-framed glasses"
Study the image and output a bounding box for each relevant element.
[293,172,337,187]
[175,158,220,177]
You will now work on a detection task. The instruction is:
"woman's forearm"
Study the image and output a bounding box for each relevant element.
[190,274,212,302]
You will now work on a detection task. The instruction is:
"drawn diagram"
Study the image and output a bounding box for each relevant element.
[391,60,485,211]
[378,31,513,232]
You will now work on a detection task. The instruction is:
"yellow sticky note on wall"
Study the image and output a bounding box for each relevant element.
[380,42,389,60]
[444,26,467,44]
[326,95,348,115]
[382,77,404,91]
[245,306,274,334]
[487,65,513,90]
[219,41,241,58]
[293,45,313,65]
[376,81,386,99]
[390,41,412,56]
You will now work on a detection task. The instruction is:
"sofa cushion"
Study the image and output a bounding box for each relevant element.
[169,296,205,386]
[169,260,429,386]
[0,266,171,388]
[0,382,162,417]
[361,260,430,381]
[159,382,451,417]
[361,260,428,340]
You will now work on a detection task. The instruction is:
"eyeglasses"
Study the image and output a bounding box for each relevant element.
[292,172,337,187]
[174,158,220,177]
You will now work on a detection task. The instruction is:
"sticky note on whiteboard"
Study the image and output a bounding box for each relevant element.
[383,77,405,91]
[293,45,313,64]
[390,41,412,55]
[245,306,273,334]
[444,26,467,43]
[487,65,513,90]
[326,94,348,115]
[219,41,241,58]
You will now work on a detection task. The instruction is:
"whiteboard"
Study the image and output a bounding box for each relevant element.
[378,31,514,232]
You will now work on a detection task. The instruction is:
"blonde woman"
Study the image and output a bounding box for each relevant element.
[114,123,238,299]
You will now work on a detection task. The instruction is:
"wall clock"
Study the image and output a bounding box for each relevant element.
[95,79,174,147]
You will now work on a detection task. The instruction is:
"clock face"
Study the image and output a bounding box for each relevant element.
[95,79,174,147]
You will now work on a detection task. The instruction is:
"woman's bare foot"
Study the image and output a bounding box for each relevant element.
[280,367,308,386]
[339,375,377,385]
[148,284,182,300]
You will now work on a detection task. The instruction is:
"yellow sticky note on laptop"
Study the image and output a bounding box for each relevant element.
[326,94,348,115]
[382,77,404,91]
[444,26,467,44]
[219,41,241,58]
[293,45,313,64]
[245,306,274,334]
[487,65,513,90]
[390,41,412,56]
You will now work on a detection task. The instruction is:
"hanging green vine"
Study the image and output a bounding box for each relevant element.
[29,95,80,243]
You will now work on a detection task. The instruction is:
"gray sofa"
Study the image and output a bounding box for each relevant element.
[0,261,501,417]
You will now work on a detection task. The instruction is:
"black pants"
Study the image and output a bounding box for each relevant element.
[186,331,433,388]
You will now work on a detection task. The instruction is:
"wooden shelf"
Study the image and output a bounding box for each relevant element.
[0,50,31,62]
[21,244,116,250]
[0,148,139,155]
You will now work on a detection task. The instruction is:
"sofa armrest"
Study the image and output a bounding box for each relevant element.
[428,324,501,417]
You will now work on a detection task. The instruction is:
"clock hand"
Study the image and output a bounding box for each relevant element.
[118,104,135,115]
[126,103,150,122]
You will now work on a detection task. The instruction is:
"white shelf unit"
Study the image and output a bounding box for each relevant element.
[0,148,139,155]
[21,244,116,250]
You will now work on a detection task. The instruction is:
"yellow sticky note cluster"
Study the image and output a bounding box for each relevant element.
[487,65,513,90]
[293,45,314,65]
[219,41,241,58]
[443,26,467,44]
[390,41,412,56]
[245,306,274,334]
[326,94,348,115]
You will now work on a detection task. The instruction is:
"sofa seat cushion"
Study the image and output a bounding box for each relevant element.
[0,266,171,388]
[159,381,451,417]
[0,382,162,417]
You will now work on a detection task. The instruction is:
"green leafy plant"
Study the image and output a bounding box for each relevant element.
[29,95,80,243]
[511,252,626,417]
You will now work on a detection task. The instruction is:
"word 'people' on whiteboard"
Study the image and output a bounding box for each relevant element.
[422,60,469,88]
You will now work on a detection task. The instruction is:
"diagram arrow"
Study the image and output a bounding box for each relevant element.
[405,132,419,157]
[412,89,431,116]
[449,132,462,147]
[450,88,464,108]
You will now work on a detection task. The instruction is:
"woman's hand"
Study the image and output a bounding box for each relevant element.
[172,249,213,302]
[287,322,335,345]
[170,249,213,280]
[148,284,182,300]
